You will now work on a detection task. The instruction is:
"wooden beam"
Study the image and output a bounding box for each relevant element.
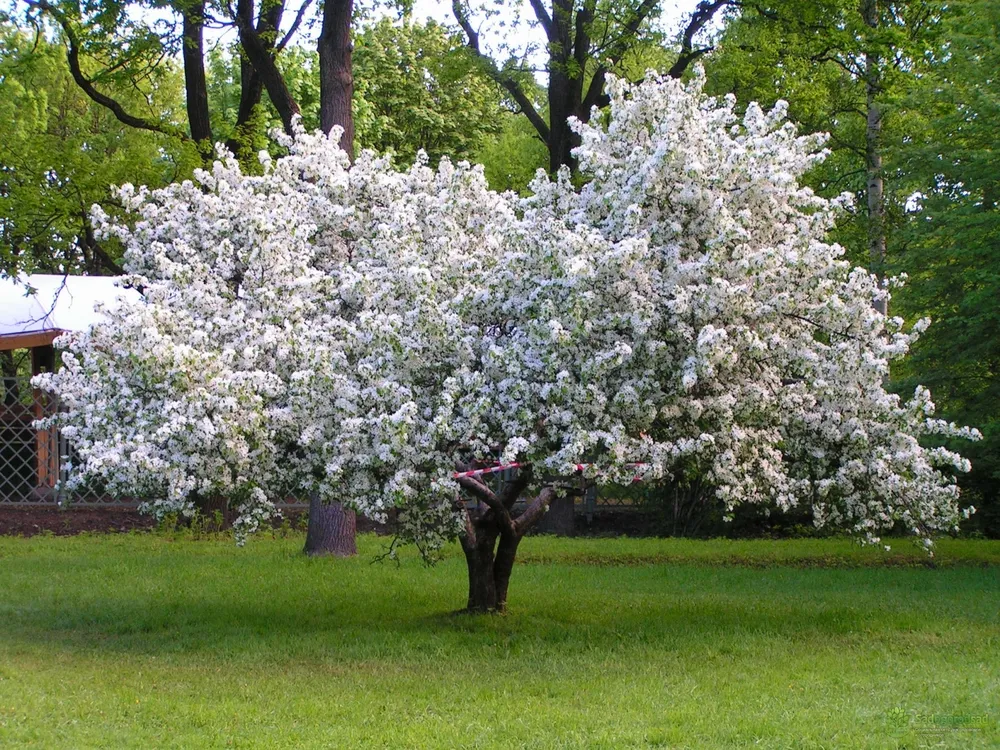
[0,330,63,352]
[32,343,59,489]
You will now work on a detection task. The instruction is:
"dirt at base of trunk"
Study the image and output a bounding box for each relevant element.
[0,506,391,538]
[0,506,157,537]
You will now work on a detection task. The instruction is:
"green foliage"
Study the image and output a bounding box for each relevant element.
[704,0,940,267]
[353,18,503,166]
[892,0,1000,534]
[0,23,195,276]
[0,534,997,747]
[474,111,548,193]
[202,19,505,170]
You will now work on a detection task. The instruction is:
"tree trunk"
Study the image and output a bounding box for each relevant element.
[491,531,522,611]
[192,493,235,528]
[318,0,355,158]
[229,0,264,158]
[305,0,358,558]
[458,482,556,613]
[545,0,584,174]
[235,9,300,134]
[304,494,357,556]
[461,525,533,613]
[861,0,887,315]
[537,493,575,535]
[179,0,213,161]
[463,528,499,612]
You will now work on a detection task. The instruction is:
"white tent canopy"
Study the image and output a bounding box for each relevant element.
[0,275,138,350]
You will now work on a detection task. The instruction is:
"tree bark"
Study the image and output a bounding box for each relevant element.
[861,0,887,315]
[179,0,213,161]
[304,0,359,557]
[235,9,300,134]
[318,0,355,158]
[463,526,499,612]
[537,493,575,535]
[546,0,583,173]
[229,0,265,156]
[304,494,357,556]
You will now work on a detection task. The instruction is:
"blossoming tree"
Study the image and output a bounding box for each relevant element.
[38,73,978,614]
[32,146,342,540]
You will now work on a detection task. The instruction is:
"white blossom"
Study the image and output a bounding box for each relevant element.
[36,75,978,552]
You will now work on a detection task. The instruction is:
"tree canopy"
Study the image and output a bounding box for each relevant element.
[37,75,980,612]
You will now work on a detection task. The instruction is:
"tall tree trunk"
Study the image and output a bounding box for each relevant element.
[304,494,357,556]
[318,0,355,158]
[546,0,578,173]
[861,0,887,315]
[228,0,265,158]
[304,0,358,557]
[179,0,213,161]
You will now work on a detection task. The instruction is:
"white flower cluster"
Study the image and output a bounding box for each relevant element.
[35,73,978,549]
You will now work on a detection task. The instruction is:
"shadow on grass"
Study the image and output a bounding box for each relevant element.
[3,557,996,666]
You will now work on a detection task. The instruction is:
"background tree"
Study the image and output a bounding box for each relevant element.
[705,0,941,278]
[892,0,1000,536]
[0,22,193,277]
[352,18,503,166]
[452,0,734,173]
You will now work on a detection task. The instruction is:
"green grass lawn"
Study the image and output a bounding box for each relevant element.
[0,532,997,749]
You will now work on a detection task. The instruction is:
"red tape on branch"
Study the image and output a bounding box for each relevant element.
[451,461,648,480]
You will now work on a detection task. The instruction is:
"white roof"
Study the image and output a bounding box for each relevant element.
[0,274,137,338]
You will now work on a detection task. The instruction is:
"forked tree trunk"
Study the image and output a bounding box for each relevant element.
[457,471,556,613]
[304,494,357,557]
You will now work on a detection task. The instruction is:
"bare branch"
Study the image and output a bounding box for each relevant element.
[668,0,731,79]
[528,0,555,41]
[581,0,658,113]
[276,0,313,52]
[452,0,550,142]
[26,0,188,141]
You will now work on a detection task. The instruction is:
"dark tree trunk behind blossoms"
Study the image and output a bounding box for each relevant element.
[304,493,357,557]
[861,0,888,315]
[303,0,358,557]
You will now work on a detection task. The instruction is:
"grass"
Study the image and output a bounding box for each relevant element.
[0,532,997,749]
